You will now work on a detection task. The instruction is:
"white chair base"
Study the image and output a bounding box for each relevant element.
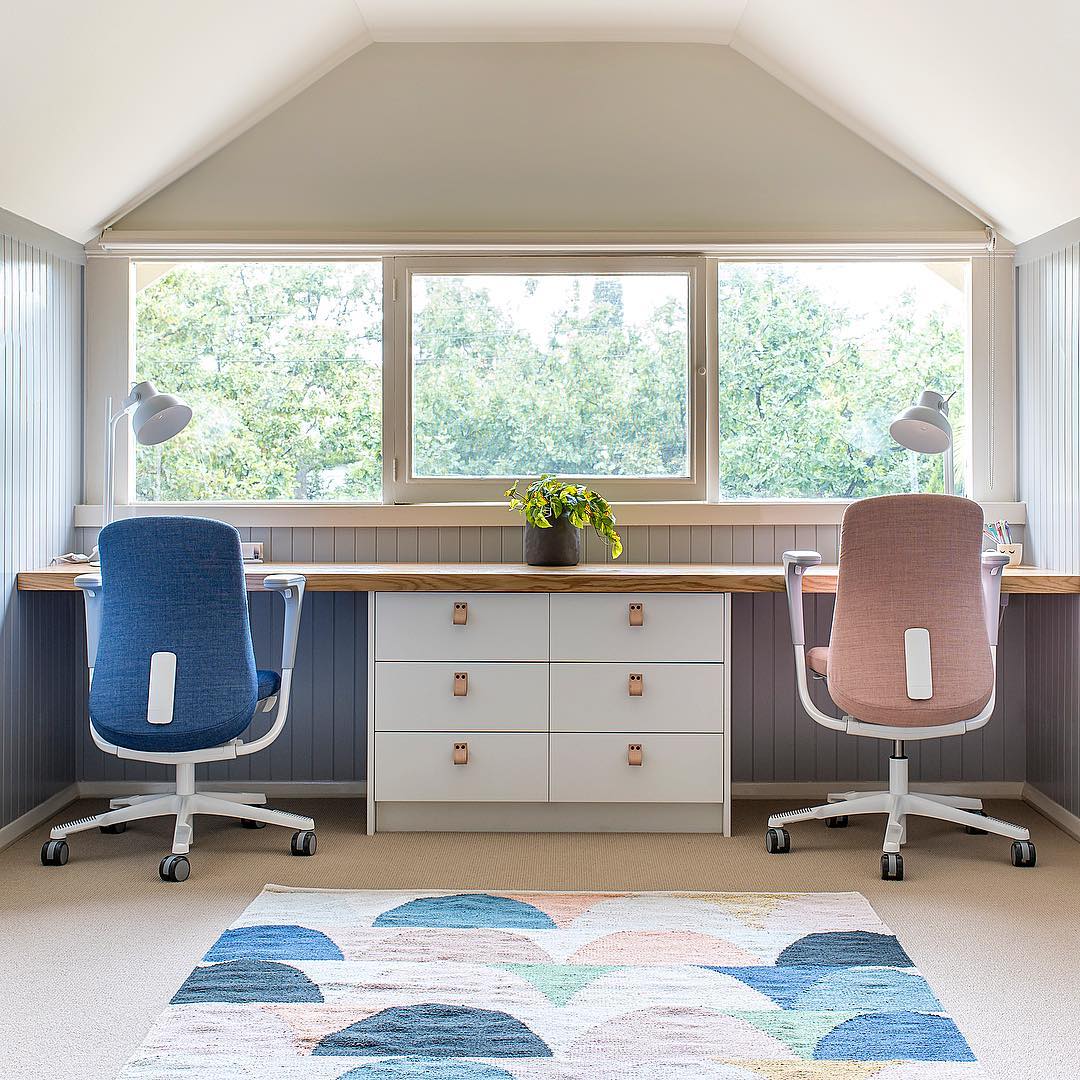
[50,763,315,855]
[767,753,1029,856]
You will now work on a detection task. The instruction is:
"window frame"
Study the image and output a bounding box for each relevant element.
[86,239,1013,521]
[384,255,707,504]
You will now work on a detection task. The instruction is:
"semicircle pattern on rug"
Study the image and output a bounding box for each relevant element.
[115,890,987,1079]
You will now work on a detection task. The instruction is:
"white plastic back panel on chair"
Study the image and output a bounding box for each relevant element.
[375,593,549,661]
[376,662,548,732]
[549,594,725,662]
[375,732,549,801]
[550,733,724,802]
[550,663,724,733]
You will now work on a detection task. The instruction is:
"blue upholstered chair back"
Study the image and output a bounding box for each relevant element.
[89,517,259,753]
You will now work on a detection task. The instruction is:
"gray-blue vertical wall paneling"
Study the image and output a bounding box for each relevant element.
[1017,234,1080,813]
[0,222,83,830]
[74,522,1029,787]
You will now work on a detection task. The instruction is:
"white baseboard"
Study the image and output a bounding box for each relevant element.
[1023,783,1080,841]
[732,780,1025,800]
[76,780,366,799]
[0,784,80,853]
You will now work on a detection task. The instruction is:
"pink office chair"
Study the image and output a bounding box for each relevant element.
[768,494,1036,880]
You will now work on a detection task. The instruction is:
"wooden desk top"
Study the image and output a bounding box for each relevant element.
[16,561,1080,594]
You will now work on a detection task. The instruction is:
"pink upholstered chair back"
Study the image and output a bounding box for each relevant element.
[826,494,995,727]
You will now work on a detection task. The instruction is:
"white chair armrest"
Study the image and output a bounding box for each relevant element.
[263,574,306,670]
[782,550,822,646]
[74,573,103,669]
[981,551,1010,644]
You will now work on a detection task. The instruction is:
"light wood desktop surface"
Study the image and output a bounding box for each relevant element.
[17,562,1080,594]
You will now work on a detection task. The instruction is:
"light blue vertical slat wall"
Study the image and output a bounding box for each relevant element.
[0,222,83,830]
[1018,239,1080,815]
[75,521,1028,786]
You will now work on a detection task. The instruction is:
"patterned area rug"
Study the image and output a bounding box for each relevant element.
[119,888,984,1079]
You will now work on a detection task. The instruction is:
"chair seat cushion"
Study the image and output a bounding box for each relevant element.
[91,700,255,754]
[807,647,830,676]
[257,670,281,700]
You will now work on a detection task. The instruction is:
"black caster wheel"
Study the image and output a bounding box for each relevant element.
[291,830,317,856]
[881,852,904,880]
[41,839,69,866]
[1011,840,1037,867]
[160,854,190,882]
[765,827,790,854]
[240,818,266,829]
[825,816,849,829]
[964,810,989,835]
[100,821,127,834]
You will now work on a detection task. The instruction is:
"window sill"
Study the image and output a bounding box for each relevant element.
[74,500,1027,530]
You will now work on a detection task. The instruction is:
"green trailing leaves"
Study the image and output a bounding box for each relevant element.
[505,476,623,559]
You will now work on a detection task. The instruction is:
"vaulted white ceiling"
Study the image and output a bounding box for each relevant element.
[1,0,1075,244]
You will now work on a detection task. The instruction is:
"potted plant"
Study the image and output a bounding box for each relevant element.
[505,475,623,566]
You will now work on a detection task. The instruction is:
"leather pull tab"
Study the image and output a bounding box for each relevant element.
[628,602,644,626]
[628,673,644,697]
[628,743,643,766]
[453,742,469,765]
[452,601,468,625]
[453,672,468,697]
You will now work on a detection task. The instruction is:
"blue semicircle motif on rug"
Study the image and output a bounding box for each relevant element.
[797,967,941,1012]
[373,894,556,930]
[777,931,913,968]
[313,1004,553,1058]
[171,958,323,1004]
[204,924,343,962]
[337,1059,516,1079]
[815,1010,976,1061]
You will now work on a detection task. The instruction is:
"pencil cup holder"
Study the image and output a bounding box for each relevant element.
[997,544,1022,567]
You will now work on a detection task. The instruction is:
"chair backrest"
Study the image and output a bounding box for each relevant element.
[89,517,258,740]
[827,494,994,727]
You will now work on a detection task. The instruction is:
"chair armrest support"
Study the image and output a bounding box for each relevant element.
[981,552,1010,644]
[74,573,103,669]
[263,574,306,670]
[782,550,822,646]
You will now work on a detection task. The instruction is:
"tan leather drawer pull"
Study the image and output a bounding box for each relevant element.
[628,743,643,766]
[628,602,644,627]
[453,672,468,696]
[628,673,644,696]
[453,741,469,765]
[452,601,468,625]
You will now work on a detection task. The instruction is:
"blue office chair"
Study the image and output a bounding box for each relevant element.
[41,517,316,882]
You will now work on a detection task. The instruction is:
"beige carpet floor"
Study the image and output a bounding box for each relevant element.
[0,797,1076,1080]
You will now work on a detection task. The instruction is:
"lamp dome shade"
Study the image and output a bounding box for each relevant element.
[889,390,952,455]
[131,384,192,445]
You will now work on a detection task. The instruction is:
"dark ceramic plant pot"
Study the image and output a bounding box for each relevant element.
[525,514,581,566]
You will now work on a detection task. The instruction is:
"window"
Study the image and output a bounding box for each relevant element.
[715,261,968,499]
[392,258,703,501]
[134,261,382,502]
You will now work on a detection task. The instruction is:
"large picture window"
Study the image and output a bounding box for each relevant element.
[716,261,968,498]
[134,261,382,502]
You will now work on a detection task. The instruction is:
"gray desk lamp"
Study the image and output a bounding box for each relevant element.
[102,380,192,526]
[889,389,955,495]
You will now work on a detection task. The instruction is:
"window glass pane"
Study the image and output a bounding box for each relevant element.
[716,262,968,498]
[135,262,382,501]
[410,273,690,478]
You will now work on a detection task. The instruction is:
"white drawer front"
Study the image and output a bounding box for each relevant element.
[549,593,724,662]
[550,733,724,803]
[375,593,548,661]
[375,732,548,802]
[550,662,723,733]
[376,662,547,732]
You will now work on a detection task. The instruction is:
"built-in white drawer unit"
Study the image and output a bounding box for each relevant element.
[375,593,548,661]
[550,662,724,733]
[375,732,549,802]
[375,662,547,732]
[549,593,725,662]
[550,733,725,803]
